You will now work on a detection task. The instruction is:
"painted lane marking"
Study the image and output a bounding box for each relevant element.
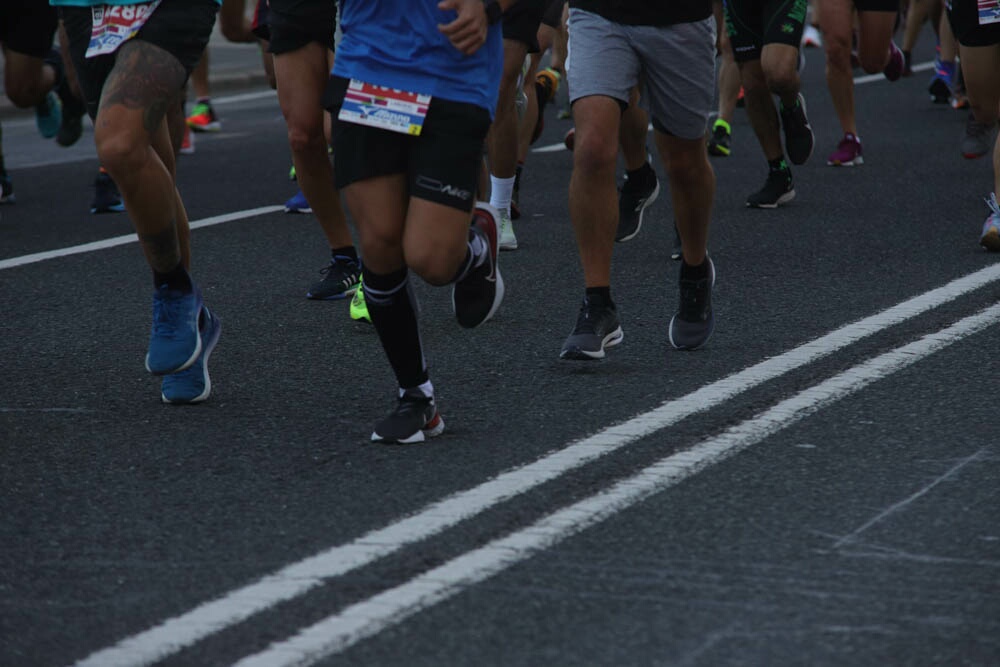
[234,302,1000,666]
[0,206,283,271]
[72,262,1000,667]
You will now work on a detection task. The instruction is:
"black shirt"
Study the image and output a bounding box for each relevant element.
[569,0,712,26]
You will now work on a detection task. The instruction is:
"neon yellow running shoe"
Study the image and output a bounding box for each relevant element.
[350,279,370,323]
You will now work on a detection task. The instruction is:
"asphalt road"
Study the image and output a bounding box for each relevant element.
[1,28,998,667]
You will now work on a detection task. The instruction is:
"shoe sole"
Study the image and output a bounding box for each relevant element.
[783,95,814,166]
[187,122,221,132]
[91,204,126,214]
[827,157,864,167]
[981,229,1000,252]
[560,327,624,360]
[746,189,796,209]
[617,180,661,243]
[372,412,445,444]
[306,285,358,301]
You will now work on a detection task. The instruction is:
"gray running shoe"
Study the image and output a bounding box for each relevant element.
[962,112,994,160]
[746,166,795,209]
[669,258,715,351]
[560,295,623,360]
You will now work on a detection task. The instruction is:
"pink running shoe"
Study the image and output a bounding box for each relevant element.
[883,42,904,82]
[827,133,864,167]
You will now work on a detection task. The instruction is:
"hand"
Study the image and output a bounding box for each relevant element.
[437,0,489,55]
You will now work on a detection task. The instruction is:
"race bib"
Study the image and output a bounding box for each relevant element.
[86,1,162,58]
[979,0,1000,25]
[337,79,431,136]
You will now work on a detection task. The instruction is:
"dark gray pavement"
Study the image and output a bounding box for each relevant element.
[2,24,999,667]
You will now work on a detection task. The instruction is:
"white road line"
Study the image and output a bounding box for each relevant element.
[0,206,282,271]
[531,60,936,154]
[71,262,1000,667]
[234,301,1000,667]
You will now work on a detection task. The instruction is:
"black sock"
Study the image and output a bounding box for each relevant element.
[768,157,790,173]
[625,161,655,189]
[680,259,710,280]
[153,262,193,293]
[331,245,358,263]
[514,163,523,190]
[364,267,428,389]
[585,286,613,308]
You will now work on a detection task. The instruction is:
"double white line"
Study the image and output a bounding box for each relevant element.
[73,258,1000,666]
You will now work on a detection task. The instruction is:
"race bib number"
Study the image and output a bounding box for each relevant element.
[337,79,431,136]
[979,0,1000,25]
[86,1,162,58]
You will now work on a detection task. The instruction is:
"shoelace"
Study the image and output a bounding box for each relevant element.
[677,277,710,321]
[152,290,192,341]
[986,193,999,217]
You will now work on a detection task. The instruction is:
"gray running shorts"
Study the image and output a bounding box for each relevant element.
[566,8,716,140]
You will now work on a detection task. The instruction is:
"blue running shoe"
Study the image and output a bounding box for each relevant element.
[35,91,62,139]
[145,284,203,375]
[161,306,221,404]
[284,190,312,213]
[91,171,126,214]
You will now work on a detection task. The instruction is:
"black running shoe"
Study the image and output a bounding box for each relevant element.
[453,203,505,328]
[91,171,125,214]
[746,167,795,209]
[42,48,84,148]
[371,393,445,444]
[779,93,814,165]
[560,294,623,360]
[707,119,732,157]
[306,255,361,300]
[669,258,715,351]
[616,166,660,243]
[0,172,14,205]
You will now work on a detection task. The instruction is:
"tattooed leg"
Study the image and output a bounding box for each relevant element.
[94,40,189,273]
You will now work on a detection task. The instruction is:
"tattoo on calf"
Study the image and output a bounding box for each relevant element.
[138,222,182,274]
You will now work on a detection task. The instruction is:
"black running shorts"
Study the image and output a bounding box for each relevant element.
[503,0,549,52]
[725,0,808,62]
[947,0,1000,46]
[0,0,58,59]
[325,76,492,212]
[266,0,337,54]
[60,0,218,121]
[853,0,902,12]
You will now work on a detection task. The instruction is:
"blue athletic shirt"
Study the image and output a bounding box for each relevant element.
[334,0,503,118]
[49,0,221,5]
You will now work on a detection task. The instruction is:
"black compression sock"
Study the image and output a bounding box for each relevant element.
[585,286,613,308]
[364,267,428,389]
[153,262,193,293]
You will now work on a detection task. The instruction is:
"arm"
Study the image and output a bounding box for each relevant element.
[438,0,519,55]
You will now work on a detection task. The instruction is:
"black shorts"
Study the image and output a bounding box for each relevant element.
[0,0,58,59]
[503,0,548,52]
[725,0,806,62]
[947,0,1000,46]
[251,0,271,42]
[853,0,901,12]
[542,0,565,28]
[325,76,492,212]
[59,0,218,121]
[266,0,336,54]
